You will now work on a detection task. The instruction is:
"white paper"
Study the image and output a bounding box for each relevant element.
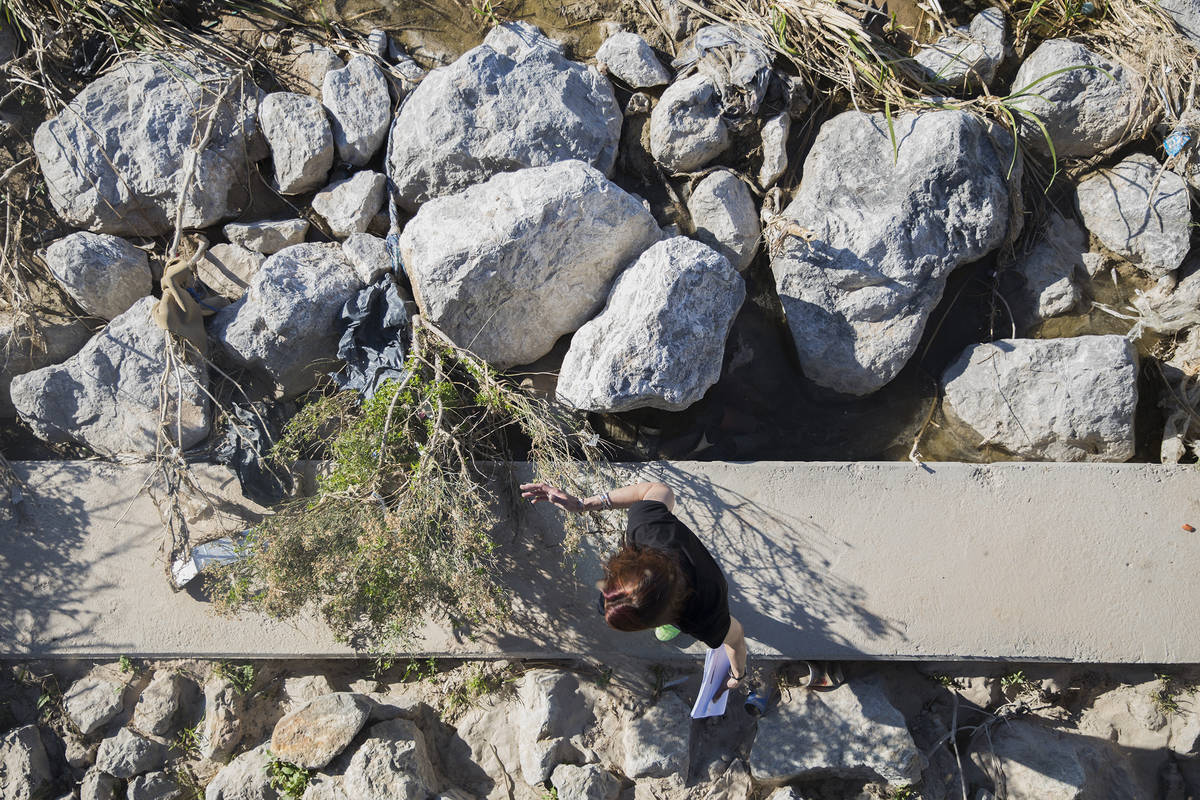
[691,646,731,719]
[170,535,247,587]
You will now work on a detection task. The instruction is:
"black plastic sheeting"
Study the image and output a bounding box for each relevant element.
[214,402,295,507]
[333,274,412,398]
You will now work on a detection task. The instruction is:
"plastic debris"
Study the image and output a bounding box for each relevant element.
[214,402,294,507]
[333,274,412,398]
[171,534,248,588]
[672,25,773,121]
[1164,128,1192,158]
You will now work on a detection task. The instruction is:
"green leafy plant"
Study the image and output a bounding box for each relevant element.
[889,786,919,800]
[540,787,558,800]
[1152,673,1194,715]
[173,723,202,760]
[470,0,504,27]
[1001,669,1029,692]
[266,753,311,799]
[929,673,958,689]
[214,662,257,695]
[119,655,135,674]
[443,662,510,716]
[402,658,439,683]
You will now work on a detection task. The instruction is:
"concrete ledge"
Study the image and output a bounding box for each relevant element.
[1,460,1198,661]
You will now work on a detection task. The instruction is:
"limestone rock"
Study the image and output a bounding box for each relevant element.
[517,670,592,786]
[445,699,525,800]
[260,92,334,194]
[758,112,790,189]
[688,170,759,271]
[43,232,151,320]
[557,237,743,412]
[551,764,620,800]
[212,243,363,397]
[649,74,729,173]
[1008,40,1144,159]
[1159,0,1200,47]
[323,56,391,166]
[80,768,118,800]
[202,678,246,762]
[386,23,621,211]
[342,233,391,284]
[10,296,209,457]
[64,736,93,770]
[1075,154,1191,276]
[0,725,50,800]
[224,219,309,255]
[0,311,91,417]
[969,719,1141,799]
[344,719,439,800]
[197,243,264,301]
[312,171,386,238]
[750,677,923,785]
[64,674,126,735]
[1005,212,1086,332]
[271,693,371,770]
[34,52,264,236]
[399,160,661,369]
[301,775,348,800]
[282,675,337,709]
[770,109,1015,395]
[131,671,187,737]
[204,744,278,800]
[278,40,343,97]
[595,32,671,88]
[127,770,183,800]
[942,335,1138,462]
[915,7,1005,87]
[623,693,690,779]
[483,20,566,60]
[95,728,165,779]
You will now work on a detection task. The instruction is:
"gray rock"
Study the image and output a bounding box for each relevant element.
[557,237,743,412]
[212,243,362,397]
[386,24,621,211]
[342,233,391,284]
[0,726,50,800]
[750,677,923,785]
[260,92,334,194]
[1008,40,1145,159]
[271,693,371,770]
[0,311,91,417]
[688,170,759,270]
[300,776,348,800]
[622,693,690,779]
[1075,154,1191,276]
[595,32,671,88]
[551,764,620,800]
[969,719,1141,799]
[197,243,265,301]
[224,219,309,255]
[34,52,264,236]
[649,74,729,173]
[399,160,661,369]
[279,40,343,97]
[915,7,1005,87]
[323,56,391,166]
[942,335,1138,462]
[95,728,165,779]
[131,671,187,737]
[344,719,439,800]
[1005,212,1086,332]
[484,20,566,60]
[81,768,118,800]
[770,109,1015,395]
[201,678,246,762]
[1159,0,1200,47]
[64,673,126,736]
[758,112,790,189]
[517,670,592,786]
[204,744,278,800]
[127,770,182,800]
[64,736,94,770]
[282,675,337,709]
[43,232,151,320]
[10,296,209,457]
[312,171,387,238]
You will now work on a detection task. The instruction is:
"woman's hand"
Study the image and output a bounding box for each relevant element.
[520,483,584,513]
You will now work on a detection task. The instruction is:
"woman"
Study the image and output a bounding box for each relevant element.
[520,480,748,695]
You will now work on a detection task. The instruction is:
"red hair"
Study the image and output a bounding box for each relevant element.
[601,546,689,632]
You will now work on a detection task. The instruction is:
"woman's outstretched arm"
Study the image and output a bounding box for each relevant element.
[520,481,675,512]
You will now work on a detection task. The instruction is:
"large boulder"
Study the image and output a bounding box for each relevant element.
[942,335,1138,462]
[34,52,264,236]
[211,243,363,397]
[622,693,691,779]
[1075,154,1191,276]
[64,672,126,735]
[399,160,662,368]
[201,677,246,762]
[1008,40,1145,159]
[42,232,151,320]
[204,745,278,800]
[550,764,620,800]
[95,728,165,779]
[915,7,1005,87]
[557,237,744,412]
[259,92,333,194]
[386,23,621,211]
[649,74,729,173]
[311,171,386,238]
[770,109,1015,395]
[322,55,391,167]
[343,719,440,800]
[595,31,671,88]
[225,219,309,255]
[0,311,91,417]
[0,725,51,800]
[270,693,371,769]
[516,670,592,786]
[687,169,759,270]
[750,677,923,785]
[131,671,188,737]
[197,243,265,301]
[10,296,209,457]
[126,771,183,800]
[1004,212,1087,333]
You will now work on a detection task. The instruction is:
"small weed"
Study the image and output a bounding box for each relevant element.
[173,723,202,760]
[471,0,503,26]
[169,764,205,800]
[540,787,558,800]
[1001,670,1029,693]
[593,666,613,689]
[402,658,439,683]
[119,655,135,674]
[371,655,395,679]
[443,662,507,716]
[930,673,958,689]
[266,752,311,799]
[889,787,919,800]
[214,662,256,694]
[1152,673,1194,715]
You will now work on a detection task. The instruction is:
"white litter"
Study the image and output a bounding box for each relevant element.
[691,646,731,719]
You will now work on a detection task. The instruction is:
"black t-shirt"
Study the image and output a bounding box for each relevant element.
[624,500,731,649]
